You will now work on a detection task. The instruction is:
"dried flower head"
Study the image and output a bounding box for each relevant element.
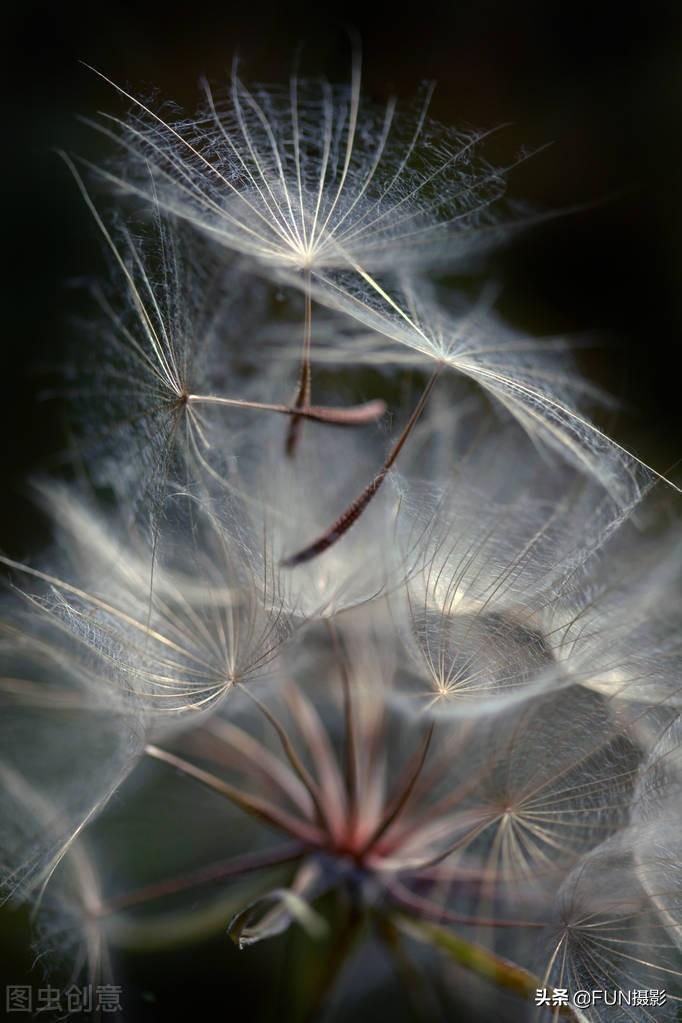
[1,44,680,1023]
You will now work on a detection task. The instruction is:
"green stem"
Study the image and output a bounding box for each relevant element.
[302,905,364,1023]
[376,916,441,1023]
[394,915,579,1020]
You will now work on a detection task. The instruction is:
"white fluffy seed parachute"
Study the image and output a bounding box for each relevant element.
[0,48,680,1022]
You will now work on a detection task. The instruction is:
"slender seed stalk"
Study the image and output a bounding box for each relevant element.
[99,844,303,915]
[286,273,313,456]
[282,367,442,567]
[189,393,386,426]
[359,721,435,855]
[388,882,544,930]
[325,620,358,824]
[145,745,322,843]
[239,686,330,830]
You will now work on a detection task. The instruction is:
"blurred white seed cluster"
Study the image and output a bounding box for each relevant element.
[1,54,681,1021]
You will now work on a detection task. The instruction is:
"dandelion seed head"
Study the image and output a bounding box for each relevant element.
[94,62,510,282]
[543,840,681,1020]
[2,485,295,719]
[3,43,680,1016]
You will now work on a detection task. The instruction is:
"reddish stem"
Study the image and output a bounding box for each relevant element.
[282,368,441,567]
[286,275,313,456]
[99,843,304,915]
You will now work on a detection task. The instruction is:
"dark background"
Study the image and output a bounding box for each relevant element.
[2,0,682,1017]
